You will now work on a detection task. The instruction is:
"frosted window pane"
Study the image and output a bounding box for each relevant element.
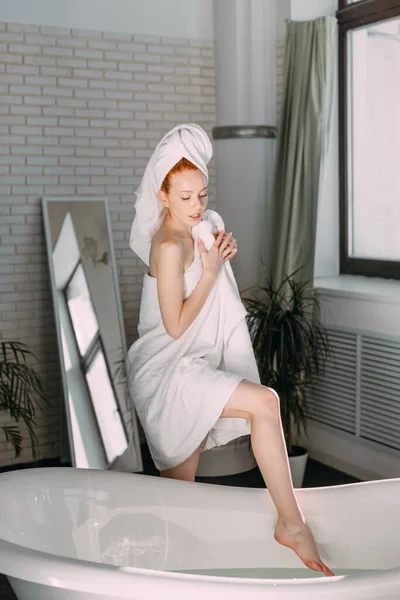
[349,16,400,260]
[86,350,128,463]
[66,264,98,356]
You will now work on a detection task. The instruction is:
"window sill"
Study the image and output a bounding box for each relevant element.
[313,274,400,305]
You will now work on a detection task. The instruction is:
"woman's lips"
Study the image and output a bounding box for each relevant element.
[189,214,201,221]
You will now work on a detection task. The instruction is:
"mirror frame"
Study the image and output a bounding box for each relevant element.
[42,196,143,472]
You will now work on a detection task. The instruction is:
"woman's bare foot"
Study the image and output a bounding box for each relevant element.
[274,517,335,577]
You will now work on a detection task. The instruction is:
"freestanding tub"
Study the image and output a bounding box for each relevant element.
[0,467,399,599]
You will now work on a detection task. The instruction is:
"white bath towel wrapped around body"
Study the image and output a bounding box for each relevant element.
[127,208,261,471]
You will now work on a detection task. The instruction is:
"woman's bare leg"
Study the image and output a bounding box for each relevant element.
[221,379,334,577]
[159,439,205,482]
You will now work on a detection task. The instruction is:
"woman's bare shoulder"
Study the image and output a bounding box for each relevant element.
[149,227,184,278]
[151,226,184,254]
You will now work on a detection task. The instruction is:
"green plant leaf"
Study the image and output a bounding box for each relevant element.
[242,269,333,452]
[0,341,48,460]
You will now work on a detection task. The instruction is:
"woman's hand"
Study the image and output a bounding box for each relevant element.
[213,231,238,260]
[197,230,237,279]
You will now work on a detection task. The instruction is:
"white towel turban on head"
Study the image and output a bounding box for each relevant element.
[129,123,213,266]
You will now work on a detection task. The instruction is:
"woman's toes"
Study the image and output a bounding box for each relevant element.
[304,559,334,577]
[324,566,335,577]
[320,563,335,577]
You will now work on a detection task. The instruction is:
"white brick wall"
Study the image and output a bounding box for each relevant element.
[0,21,216,467]
[276,39,285,128]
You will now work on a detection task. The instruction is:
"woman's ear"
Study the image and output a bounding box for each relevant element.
[158,190,169,209]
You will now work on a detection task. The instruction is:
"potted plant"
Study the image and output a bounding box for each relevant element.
[0,341,47,462]
[241,270,332,487]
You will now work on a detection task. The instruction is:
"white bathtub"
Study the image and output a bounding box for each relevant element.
[0,467,399,600]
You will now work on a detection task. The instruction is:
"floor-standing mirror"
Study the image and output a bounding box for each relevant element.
[42,197,142,472]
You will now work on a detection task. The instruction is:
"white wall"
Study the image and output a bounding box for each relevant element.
[290,0,337,21]
[276,0,291,41]
[0,0,214,40]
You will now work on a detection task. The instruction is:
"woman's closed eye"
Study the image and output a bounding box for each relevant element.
[181,193,207,201]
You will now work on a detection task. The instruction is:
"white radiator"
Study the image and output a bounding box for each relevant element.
[307,326,400,454]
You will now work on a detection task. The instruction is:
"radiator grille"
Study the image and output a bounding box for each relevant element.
[306,328,357,434]
[306,327,400,453]
[360,335,400,451]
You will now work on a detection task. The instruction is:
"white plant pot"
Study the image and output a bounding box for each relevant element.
[288,445,309,488]
[196,435,257,477]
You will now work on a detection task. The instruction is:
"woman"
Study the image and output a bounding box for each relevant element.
[128,123,334,577]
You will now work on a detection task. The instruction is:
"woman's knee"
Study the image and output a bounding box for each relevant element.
[253,385,280,421]
[221,380,279,421]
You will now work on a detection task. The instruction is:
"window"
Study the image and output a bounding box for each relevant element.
[338,0,400,278]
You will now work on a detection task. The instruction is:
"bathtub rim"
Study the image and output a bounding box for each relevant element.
[0,467,400,597]
[1,535,400,597]
[1,464,400,492]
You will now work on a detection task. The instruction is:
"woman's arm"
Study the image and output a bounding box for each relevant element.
[156,239,217,340]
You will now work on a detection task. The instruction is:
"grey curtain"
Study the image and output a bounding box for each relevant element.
[268,16,337,288]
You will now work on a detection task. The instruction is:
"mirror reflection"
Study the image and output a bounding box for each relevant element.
[42,198,142,472]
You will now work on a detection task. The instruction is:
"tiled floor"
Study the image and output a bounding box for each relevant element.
[0,448,360,599]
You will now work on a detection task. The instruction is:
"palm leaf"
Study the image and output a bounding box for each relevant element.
[242,270,332,454]
[0,341,48,459]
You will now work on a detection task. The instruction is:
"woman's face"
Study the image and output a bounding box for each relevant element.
[160,169,208,226]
